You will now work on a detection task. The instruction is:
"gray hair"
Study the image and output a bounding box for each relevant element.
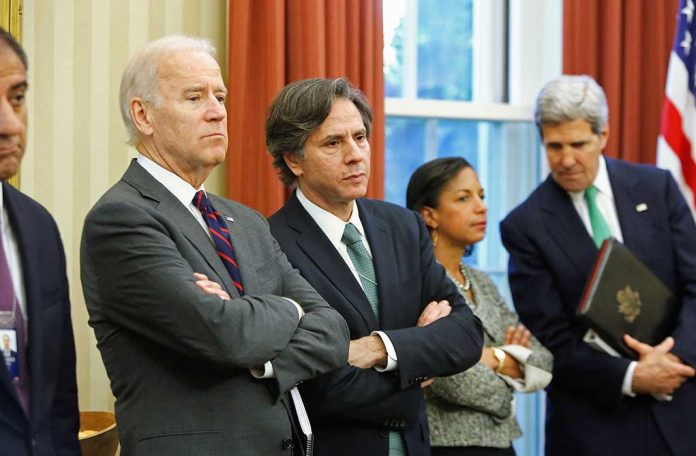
[265,78,373,185]
[534,75,609,137]
[119,35,216,146]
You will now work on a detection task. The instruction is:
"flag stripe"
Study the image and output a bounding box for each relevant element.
[658,0,696,219]
[661,98,696,209]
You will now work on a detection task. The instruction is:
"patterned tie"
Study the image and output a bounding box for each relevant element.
[341,223,406,456]
[0,231,29,414]
[194,191,244,295]
[584,186,612,248]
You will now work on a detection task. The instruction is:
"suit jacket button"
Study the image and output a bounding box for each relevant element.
[281,437,293,450]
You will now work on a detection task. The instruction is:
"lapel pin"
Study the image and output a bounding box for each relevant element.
[225,215,235,223]
[635,203,648,212]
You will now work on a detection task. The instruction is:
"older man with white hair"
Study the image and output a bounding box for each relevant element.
[501,75,696,456]
[80,35,349,455]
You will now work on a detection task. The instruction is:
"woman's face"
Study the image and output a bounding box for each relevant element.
[423,166,487,248]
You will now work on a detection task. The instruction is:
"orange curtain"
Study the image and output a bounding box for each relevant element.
[563,0,679,164]
[227,0,385,216]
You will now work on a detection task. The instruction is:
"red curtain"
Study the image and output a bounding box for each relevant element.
[563,0,679,163]
[227,0,385,216]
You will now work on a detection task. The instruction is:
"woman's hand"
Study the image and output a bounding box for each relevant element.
[504,324,531,348]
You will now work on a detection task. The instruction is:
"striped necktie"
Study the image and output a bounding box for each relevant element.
[194,191,244,295]
[584,185,611,248]
[0,231,29,414]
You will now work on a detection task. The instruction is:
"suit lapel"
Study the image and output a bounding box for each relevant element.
[285,193,379,330]
[606,159,653,255]
[121,161,238,297]
[539,177,598,275]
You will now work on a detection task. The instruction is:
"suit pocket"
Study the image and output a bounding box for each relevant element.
[136,430,221,456]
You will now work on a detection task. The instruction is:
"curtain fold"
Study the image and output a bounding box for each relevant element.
[228,0,384,216]
[563,0,679,164]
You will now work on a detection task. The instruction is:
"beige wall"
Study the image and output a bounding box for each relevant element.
[19,0,228,411]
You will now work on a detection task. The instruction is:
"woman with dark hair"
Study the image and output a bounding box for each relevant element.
[407,157,553,456]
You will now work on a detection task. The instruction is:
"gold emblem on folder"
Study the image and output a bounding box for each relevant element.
[617,286,641,323]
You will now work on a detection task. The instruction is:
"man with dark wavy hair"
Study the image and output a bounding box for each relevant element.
[267,77,483,456]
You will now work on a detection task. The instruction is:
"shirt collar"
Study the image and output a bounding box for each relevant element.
[136,154,205,207]
[568,155,613,203]
[296,187,366,244]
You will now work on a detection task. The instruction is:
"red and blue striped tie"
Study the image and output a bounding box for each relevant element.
[194,191,245,295]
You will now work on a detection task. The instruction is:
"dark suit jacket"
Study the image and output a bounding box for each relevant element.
[0,181,80,456]
[268,193,483,456]
[80,161,349,455]
[500,157,696,456]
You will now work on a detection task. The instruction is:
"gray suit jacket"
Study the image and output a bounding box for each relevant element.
[80,160,349,455]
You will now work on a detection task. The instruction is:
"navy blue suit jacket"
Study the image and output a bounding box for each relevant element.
[500,158,696,456]
[269,194,483,456]
[0,182,79,455]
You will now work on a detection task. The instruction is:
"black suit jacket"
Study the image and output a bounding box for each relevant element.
[269,193,483,456]
[500,158,696,456]
[0,182,80,456]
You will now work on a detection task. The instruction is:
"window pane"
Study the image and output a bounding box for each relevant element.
[417,0,474,100]
[383,0,474,100]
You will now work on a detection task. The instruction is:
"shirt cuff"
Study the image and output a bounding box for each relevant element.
[371,331,398,372]
[282,297,304,321]
[499,344,553,393]
[250,361,276,379]
[622,361,637,396]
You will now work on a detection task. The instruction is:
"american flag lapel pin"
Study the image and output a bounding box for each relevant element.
[635,203,648,212]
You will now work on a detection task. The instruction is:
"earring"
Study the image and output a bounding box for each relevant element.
[430,228,439,247]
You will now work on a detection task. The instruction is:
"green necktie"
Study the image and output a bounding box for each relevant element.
[341,223,406,456]
[584,186,611,248]
[342,223,380,320]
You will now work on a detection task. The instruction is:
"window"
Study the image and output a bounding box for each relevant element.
[384,1,562,455]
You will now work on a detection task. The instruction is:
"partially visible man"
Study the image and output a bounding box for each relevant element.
[267,78,483,456]
[0,27,80,455]
[81,36,349,455]
[500,75,696,455]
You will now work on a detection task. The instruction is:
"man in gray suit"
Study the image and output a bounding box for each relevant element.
[80,36,349,456]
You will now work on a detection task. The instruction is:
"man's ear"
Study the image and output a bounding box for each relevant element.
[130,97,154,136]
[283,152,303,177]
[598,124,610,150]
[420,206,438,230]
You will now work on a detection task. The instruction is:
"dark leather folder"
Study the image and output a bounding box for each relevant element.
[577,238,677,359]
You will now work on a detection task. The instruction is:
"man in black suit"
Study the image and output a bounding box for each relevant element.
[0,28,80,455]
[267,78,483,456]
[500,75,696,455]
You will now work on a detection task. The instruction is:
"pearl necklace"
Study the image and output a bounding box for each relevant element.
[458,264,471,291]
[448,264,471,292]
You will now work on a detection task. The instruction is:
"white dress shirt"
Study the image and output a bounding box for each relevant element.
[0,185,27,331]
[566,156,636,396]
[296,188,398,372]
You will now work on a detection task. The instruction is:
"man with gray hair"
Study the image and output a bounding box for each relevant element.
[81,36,349,455]
[267,78,483,456]
[501,74,696,455]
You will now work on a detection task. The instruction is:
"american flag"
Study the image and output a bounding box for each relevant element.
[658,0,696,219]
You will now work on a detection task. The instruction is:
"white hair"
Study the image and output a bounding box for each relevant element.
[534,75,609,138]
[119,35,216,145]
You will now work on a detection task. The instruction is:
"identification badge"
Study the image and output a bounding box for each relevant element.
[1,329,20,381]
